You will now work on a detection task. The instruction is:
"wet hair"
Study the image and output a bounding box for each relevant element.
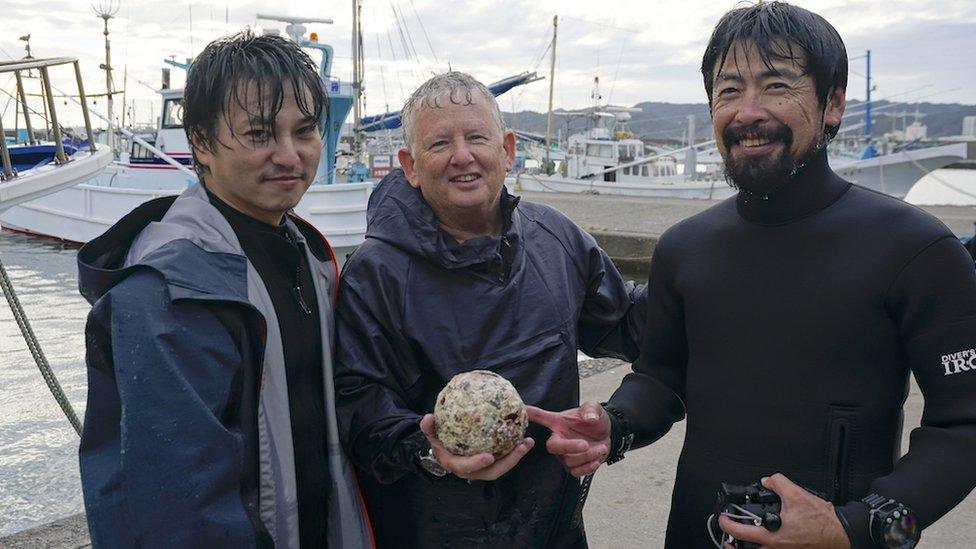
[400,71,505,151]
[183,29,328,177]
[701,1,848,139]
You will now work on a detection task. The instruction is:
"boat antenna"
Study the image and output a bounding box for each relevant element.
[93,0,120,153]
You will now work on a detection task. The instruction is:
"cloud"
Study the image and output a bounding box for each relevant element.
[1,0,972,130]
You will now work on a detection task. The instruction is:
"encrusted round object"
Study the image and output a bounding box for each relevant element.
[434,370,528,457]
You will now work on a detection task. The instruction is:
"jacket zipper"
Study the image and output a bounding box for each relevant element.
[497,235,511,284]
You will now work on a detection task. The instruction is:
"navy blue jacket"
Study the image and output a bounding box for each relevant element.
[335,171,645,548]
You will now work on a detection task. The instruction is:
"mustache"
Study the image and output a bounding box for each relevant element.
[722,122,792,147]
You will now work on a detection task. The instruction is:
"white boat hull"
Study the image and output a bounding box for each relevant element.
[0,145,113,214]
[506,172,735,200]
[0,174,373,265]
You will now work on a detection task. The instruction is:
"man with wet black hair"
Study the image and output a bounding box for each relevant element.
[77,31,373,548]
[533,2,976,548]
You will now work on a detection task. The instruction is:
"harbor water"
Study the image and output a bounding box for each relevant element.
[0,231,88,536]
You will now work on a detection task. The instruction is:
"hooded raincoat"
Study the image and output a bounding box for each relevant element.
[77,184,373,548]
[335,171,646,548]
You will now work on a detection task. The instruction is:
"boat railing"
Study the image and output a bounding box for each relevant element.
[0,57,97,181]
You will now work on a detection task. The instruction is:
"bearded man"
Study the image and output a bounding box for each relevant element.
[531,3,976,548]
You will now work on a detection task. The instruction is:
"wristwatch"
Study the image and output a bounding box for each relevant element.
[417,448,448,477]
[862,493,920,549]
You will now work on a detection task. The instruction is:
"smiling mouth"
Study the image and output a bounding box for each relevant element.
[450,174,480,183]
[738,137,773,148]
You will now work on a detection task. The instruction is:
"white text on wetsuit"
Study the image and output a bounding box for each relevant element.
[942,349,976,376]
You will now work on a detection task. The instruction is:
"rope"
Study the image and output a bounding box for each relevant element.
[0,255,83,436]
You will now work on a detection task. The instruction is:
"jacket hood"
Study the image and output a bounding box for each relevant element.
[77,184,250,305]
[365,169,521,270]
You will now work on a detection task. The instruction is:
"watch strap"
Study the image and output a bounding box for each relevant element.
[601,402,633,465]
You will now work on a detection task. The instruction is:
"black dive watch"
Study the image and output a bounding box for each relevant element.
[861,493,919,549]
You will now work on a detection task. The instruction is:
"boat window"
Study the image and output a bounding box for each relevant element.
[162,98,184,129]
[586,144,614,158]
[131,142,155,161]
[642,165,648,177]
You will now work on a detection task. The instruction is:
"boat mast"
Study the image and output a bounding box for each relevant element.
[94,1,119,153]
[864,49,872,139]
[352,0,365,162]
[545,15,557,175]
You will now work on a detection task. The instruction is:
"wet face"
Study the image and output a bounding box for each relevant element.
[193,81,321,225]
[398,97,515,227]
[710,40,845,195]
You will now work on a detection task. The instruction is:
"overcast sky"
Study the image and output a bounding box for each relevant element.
[1,0,974,129]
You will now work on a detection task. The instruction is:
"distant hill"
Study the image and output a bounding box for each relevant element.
[503,100,976,143]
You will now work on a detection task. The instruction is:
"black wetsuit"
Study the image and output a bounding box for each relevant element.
[608,150,976,548]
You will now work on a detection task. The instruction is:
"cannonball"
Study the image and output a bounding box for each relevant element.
[434,370,528,457]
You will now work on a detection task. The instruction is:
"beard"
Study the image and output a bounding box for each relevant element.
[722,122,822,197]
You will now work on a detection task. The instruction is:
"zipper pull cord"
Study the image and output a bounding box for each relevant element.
[293,264,312,316]
[286,232,313,316]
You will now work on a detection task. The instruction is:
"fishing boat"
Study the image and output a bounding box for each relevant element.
[505,37,971,200]
[0,13,541,261]
[502,18,733,200]
[0,58,112,214]
[828,137,973,199]
[507,102,732,199]
[0,17,372,263]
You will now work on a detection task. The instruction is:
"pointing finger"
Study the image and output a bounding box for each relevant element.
[525,405,565,430]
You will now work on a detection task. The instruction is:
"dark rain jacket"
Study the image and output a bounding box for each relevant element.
[77,184,374,548]
[335,170,646,548]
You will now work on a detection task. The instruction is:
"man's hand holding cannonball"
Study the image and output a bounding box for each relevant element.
[420,370,534,481]
[420,415,534,481]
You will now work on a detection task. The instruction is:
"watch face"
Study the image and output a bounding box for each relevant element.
[419,452,448,477]
[883,510,919,549]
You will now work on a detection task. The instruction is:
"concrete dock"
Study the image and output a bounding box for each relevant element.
[3,191,975,547]
[519,190,976,237]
